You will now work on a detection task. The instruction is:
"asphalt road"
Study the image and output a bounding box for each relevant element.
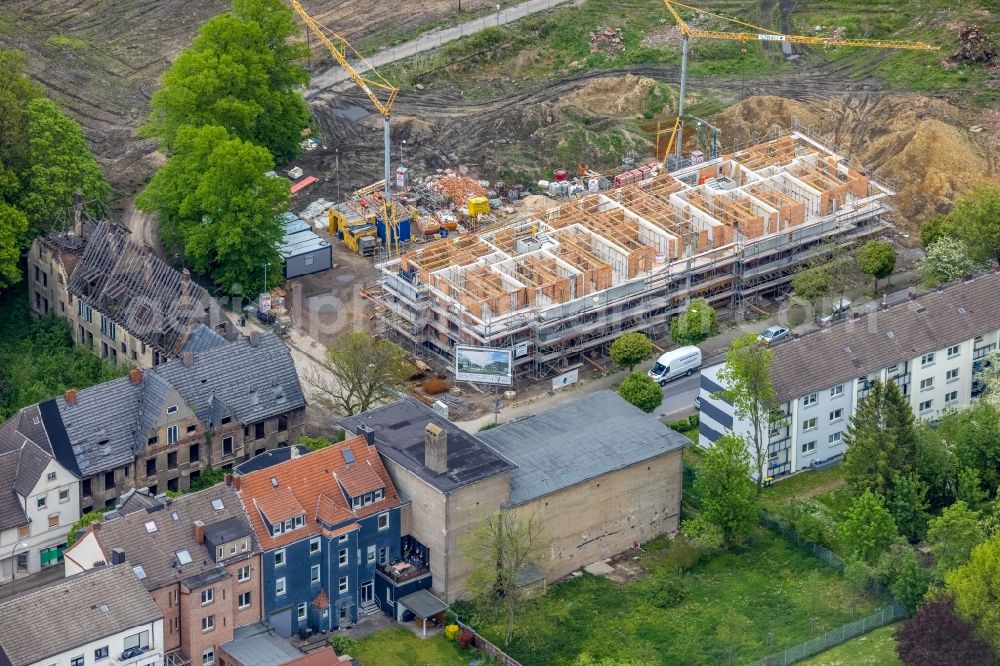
[655,371,701,424]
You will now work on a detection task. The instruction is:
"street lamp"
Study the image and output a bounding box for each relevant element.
[262,262,271,297]
[9,541,28,594]
[399,139,406,168]
[496,4,501,25]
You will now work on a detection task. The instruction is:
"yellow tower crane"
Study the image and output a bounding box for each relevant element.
[661,0,939,164]
[287,1,399,231]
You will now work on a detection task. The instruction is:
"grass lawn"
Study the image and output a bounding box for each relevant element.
[350,628,470,666]
[462,528,878,665]
[798,624,901,666]
[761,465,846,513]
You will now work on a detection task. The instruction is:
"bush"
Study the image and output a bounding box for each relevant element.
[663,534,707,570]
[669,419,691,432]
[329,635,358,655]
[618,372,663,413]
[458,630,476,648]
[688,413,699,429]
[444,624,460,641]
[647,573,690,608]
[781,500,835,549]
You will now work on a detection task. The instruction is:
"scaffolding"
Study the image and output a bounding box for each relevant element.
[369,131,893,379]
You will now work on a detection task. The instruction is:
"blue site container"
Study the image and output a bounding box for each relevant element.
[376,216,411,243]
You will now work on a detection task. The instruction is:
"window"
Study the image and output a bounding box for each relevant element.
[221,416,231,425]
[297,602,308,621]
[47,471,57,481]
[294,515,304,528]
[921,352,935,367]
[802,417,817,431]
[272,522,283,536]
[202,649,214,666]
[148,436,158,446]
[48,514,59,528]
[386,587,393,605]
[237,566,250,582]
[310,537,321,554]
[946,390,959,404]
[802,393,817,407]
[167,451,177,469]
[202,615,214,632]
[801,440,816,454]
[352,496,362,509]
[229,544,237,555]
[124,631,150,651]
[36,495,46,509]
[374,488,384,502]
[829,432,842,445]
[94,646,108,661]
[274,549,285,566]
[17,525,29,539]
[190,443,200,462]
[948,345,961,358]
[238,591,251,609]
[378,513,389,531]
[109,322,116,341]
[254,423,265,440]
[829,409,843,423]
[379,547,389,565]
[59,488,69,502]
[311,564,320,583]
[167,425,178,445]
[339,548,348,566]
[276,577,286,595]
[187,424,196,435]
[284,520,293,532]
[339,576,349,593]
[919,400,933,413]
[830,385,844,398]
[167,404,178,414]
[920,377,934,391]
[947,368,959,382]
[71,657,84,666]
[201,588,214,604]
[339,533,349,543]
[223,436,234,456]
[367,545,376,564]
[146,458,156,477]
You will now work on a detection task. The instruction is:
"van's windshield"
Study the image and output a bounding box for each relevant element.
[651,362,667,375]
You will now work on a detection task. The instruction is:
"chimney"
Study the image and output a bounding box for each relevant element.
[65,388,77,405]
[357,424,375,446]
[792,331,800,339]
[907,290,916,301]
[880,293,889,311]
[936,284,944,292]
[424,422,448,475]
[963,274,974,284]
[249,331,261,348]
[180,351,193,367]
[224,473,233,487]
[73,193,84,237]
[851,312,861,321]
[290,446,300,460]
[193,520,205,545]
[233,475,241,491]
[110,548,125,565]
[129,367,143,386]
[165,497,173,507]
[92,521,101,532]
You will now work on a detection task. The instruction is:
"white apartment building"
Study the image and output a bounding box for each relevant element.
[0,405,81,580]
[699,272,1000,480]
[0,564,164,666]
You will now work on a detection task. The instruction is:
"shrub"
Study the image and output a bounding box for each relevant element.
[444,624,460,641]
[618,372,663,413]
[669,419,691,432]
[663,534,707,570]
[329,635,358,655]
[459,630,476,648]
[688,413,699,429]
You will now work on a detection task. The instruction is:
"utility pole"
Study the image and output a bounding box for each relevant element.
[335,148,341,202]
[263,262,270,296]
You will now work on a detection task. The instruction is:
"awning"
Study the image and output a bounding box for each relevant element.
[397,589,448,619]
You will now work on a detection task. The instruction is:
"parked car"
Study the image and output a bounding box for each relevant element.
[819,297,852,325]
[648,346,702,386]
[758,325,790,346]
[694,396,701,410]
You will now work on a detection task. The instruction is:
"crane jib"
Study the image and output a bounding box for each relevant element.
[757,34,786,41]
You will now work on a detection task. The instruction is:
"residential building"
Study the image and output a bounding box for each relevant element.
[63,485,262,666]
[338,390,688,602]
[0,405,81,580]
[27,217,233,368]
[218,623,342,666]
[699,272,1000,479]
[234,438,410,636]
[23,332,305,512]
[0,564,163,666]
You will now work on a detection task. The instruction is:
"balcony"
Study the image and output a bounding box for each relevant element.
[117,646,162,666]
[378,558,431,584]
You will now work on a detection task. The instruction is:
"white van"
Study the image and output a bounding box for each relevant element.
[647,346,702,386]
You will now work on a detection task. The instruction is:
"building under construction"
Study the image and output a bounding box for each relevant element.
[370,131,894,379]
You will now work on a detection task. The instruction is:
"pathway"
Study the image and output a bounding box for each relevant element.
[306,0,571,97]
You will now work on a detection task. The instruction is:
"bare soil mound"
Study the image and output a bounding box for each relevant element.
[558,74,669,118]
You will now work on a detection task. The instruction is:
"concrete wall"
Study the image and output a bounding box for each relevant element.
[443,474,512,603]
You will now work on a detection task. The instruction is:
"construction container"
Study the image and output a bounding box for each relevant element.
[537,180,550,190]
[376,216,412,243]
[467,197,491,216]
[343,223,377,254]
[416,217,440,236]
[553,169,568,182]
[287,166,303,179]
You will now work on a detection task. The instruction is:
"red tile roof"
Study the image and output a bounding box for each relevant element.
[335,460,385,497]
[238,435,400,550]
[254,486,305,525]
[311,589,330,610]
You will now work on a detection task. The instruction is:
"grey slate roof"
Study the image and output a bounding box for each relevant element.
[0,452,28,532]
[221,623,304,666]
[78,484,259,591]
[181,323,229,354]
[234,445,309,475]
[204,516,252,546]
[764,272,1000,402]
[0,564,162,666]
[479,390,689,506]
[114,488,163,515]
[338,397,516,494]
[51,376,141,477]
[0,407,58,531]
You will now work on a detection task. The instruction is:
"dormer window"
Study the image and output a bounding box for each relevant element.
[294,515,304,528]
[351,488,385,509]
[167,405,178,414]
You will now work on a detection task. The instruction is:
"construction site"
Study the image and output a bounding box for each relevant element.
[369,129,893,379]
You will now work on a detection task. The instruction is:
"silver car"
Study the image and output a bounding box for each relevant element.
[758,325,790,346]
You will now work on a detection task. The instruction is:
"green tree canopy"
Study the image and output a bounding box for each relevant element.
[839,489,899,564]
[927,501,987,580]
[948,401,1000,497]
[618,372,662,414]
[856,240,896,290]
[791,265,833,315]
[842,379,919,503]
[920,236,978,287]
[669,298,718,345]
[304,331,410,415]
[950,185,1000,266]
[0,50,43,176]
[686,433,758,548]
[946,533,1000,652]
[0,204,28,289]
[145,0,308,162]
[888,472,929,543]
[609,331,653,372]
[919,214,958,249]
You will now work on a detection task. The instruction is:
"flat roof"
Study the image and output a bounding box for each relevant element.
[221,623,303,666]
[478,390,689,505]
[338,397,516,494]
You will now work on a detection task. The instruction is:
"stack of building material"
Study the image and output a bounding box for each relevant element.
[429,175,488,203]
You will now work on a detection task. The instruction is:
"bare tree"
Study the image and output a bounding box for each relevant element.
[304,331,410,415]
[462,509,545,646]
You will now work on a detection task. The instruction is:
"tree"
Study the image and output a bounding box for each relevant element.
[856,240,897,290]
[685,433,758,548]
[137,125,287,293]
[949,401,1000,495]
[977,350,1000,411]
[189,466,226,492]
[895,597,998,666]
[950,185,1000,265]
[145,1,308,163]
[877,544,931,613]
[669,298,718,345]
[956,466,989,510]
[715,334,778,487]
[609,331,653,371]
[889,472,929,543]
[18,98,108,232]
[618,372,662,414]
[0,50,43,176]
[304,331,410,415]
[916,426,957,512]
[927,501,987,580]
[920,236,978,287]
[919,215,958,249]
[791,265,833,316]
[946,534,1000,651]
[839,489,899,564]
[66,509,107,546]
[0,204,27,288]
[842,380,919,503]
[462,509,545,646]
